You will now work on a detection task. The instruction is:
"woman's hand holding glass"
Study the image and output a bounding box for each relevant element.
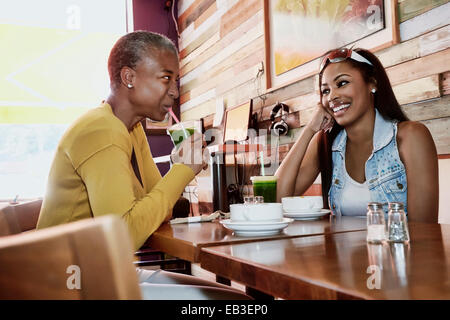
[306,102,335,133]
[170,132,209,175]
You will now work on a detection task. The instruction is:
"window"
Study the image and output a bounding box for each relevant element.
[0,0,130,200]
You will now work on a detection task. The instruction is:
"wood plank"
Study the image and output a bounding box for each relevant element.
[178,0,216,33]
[401,94,450,121]
[180,91,190,105]
[220,0,262,38]
[419,24,450,57]
[194,1,217,29]
[180,88,216,112]
[399,1,450,41]
[386,48,450,86]
[180,31,220,70]
[181,99,216,121]
[178,0,196,16]
[252,76,316,112]
[222,79,261,113]
[421,117,450,155]
[180,22,220,59]
[375,36,420,68]
[188,36,265,100]
[399,0,449,23]
[180,21,263,93]
[393,74,442,105]
[442,71,450,95]
[376,25,449,68]
[286,93,320,113]
[217,57,264,96]
[181,10,263,75]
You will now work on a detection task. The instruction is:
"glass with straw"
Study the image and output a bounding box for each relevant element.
[166,108,200,148]
[250,150,277,202]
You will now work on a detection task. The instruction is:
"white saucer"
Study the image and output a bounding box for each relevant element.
[283,209,331,220]
[220,218,294,236]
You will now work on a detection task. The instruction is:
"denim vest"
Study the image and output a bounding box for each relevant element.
[328,109,407,216]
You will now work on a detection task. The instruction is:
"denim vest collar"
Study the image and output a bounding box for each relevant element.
[332,108,394,154]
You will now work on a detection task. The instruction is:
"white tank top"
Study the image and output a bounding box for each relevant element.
[340,168,371,216]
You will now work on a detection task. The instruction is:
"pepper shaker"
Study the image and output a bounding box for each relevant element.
[387,202,410,243]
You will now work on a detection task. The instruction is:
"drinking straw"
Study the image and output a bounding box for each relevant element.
[260,150,265,176]
[168,107,189,139]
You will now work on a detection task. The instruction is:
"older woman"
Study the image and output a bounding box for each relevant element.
[276,48,439,222]
[37,31,249,299]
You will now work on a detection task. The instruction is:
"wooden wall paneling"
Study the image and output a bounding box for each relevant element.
[203,113,215,129]
[216,57,265,96]
[386,48,450,86]
[422,117,450,155]
[220,0,263,38]
[180,31,220,71]
[252,76,316,112]
[442,71,450,95]
[401,94,450,121]
[181,10,264,76]
[399,1,450,41]
[376,35,421,67]
[283,93,319,113]
[419,24,450,57]
[299,107,317,127]
[178,0,216,32]
[180,91,190,105]
[180,88,216,112]
[376,24,449,68]
[180,20,263,97]
[194,0,217,29]
[398,0,450,23]
[178,0,230,53]
[189,36,265,99]
[221,79,261,112]
[180,23,220,59]
[181,99,216,121]
[393,74,442,105]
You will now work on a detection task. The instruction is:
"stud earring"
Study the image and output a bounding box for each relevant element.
[127,83,133,88]
[371,88,377,94]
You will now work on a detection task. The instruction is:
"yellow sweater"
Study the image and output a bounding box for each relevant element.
[37,102,195,250]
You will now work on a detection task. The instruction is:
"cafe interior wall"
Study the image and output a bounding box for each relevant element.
[176,0,450,218]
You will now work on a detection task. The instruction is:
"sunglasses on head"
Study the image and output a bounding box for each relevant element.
[319,48,373,73]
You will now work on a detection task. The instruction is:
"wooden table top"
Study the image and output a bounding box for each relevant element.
[144,216,366,262]
[200,222,450,299]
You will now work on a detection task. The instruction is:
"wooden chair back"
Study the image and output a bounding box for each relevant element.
[0,215,142,299]
[0,199,42,236]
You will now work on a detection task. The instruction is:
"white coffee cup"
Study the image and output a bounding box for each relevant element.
[282,196,323,213]
[230,203,283,222]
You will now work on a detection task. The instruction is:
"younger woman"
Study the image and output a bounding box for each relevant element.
[276,48,439,222]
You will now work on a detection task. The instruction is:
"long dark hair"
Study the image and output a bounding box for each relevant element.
[317,48,409,208]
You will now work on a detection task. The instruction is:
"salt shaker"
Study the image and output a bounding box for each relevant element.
[254,196,264,204]
[366,202,386,244]
[387,202,410,243]
[243,196,254,204]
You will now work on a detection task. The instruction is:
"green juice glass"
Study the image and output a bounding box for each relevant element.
[167,120,200,148]
[251,176,277,203]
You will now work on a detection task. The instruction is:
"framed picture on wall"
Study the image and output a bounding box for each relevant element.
[263,0,400,90]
